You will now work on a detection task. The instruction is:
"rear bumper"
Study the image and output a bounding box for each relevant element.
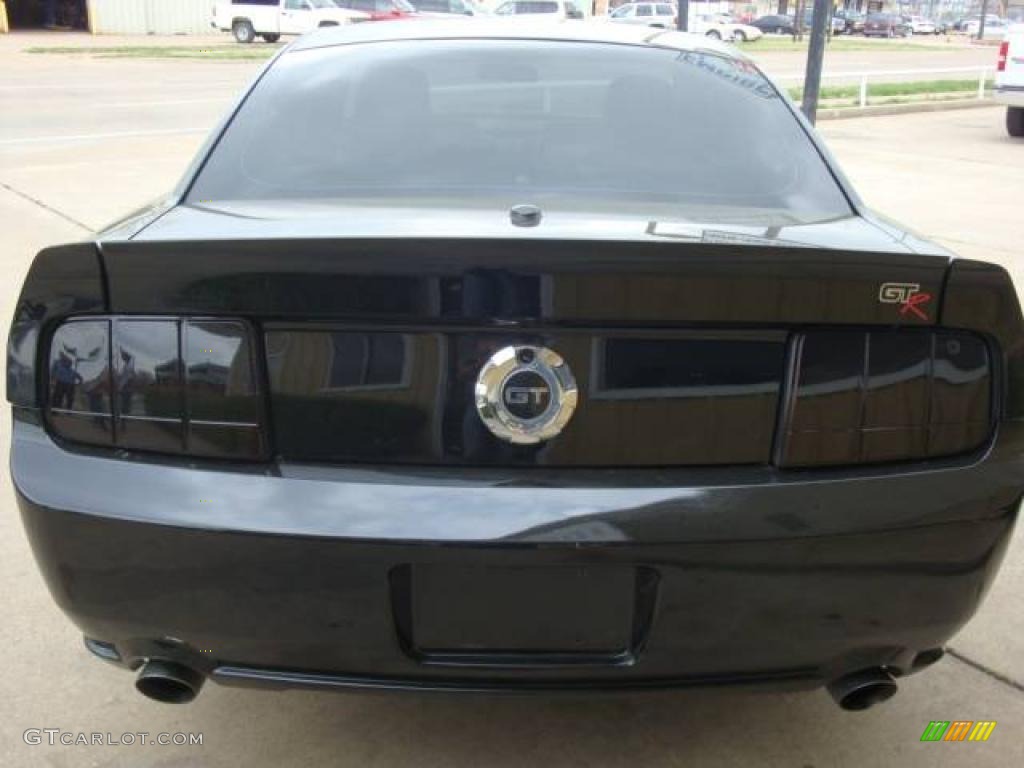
[995,86,1024,108]
[12,415,1022,693]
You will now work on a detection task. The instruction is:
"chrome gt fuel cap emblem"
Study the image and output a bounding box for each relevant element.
[475,345,578,445]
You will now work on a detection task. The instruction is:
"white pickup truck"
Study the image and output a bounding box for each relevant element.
[212,0,368,44]
[996,25,1024,136]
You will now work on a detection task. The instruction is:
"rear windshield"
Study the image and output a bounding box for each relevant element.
[187,40,851,225]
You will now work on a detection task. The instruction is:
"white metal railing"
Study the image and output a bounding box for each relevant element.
[774,66,996,108]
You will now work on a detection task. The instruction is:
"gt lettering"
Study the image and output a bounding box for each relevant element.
[504,387,549,406]
[879,282,922,304]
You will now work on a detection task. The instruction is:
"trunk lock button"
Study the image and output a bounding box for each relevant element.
[509,204,542,228]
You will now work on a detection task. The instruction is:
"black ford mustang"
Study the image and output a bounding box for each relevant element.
[9,22,1022,710]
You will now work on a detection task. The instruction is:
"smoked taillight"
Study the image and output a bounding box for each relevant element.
[777,329,993,467]
[46,317,266,460]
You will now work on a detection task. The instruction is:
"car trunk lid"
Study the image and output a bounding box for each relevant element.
[100,235,948,467]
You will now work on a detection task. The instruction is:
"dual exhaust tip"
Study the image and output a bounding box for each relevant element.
[827,668,898,711]
[133,660,902,710]
[135,660,204,704]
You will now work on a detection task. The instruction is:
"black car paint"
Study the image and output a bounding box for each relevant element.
[751,15,795,35]
[14,439,1017,689]
[98,237,965,469]
[864,13,912,37]
[9,24,1024,699]
[11,238,1023,693]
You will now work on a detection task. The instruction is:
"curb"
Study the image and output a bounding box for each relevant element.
[816,98,1000,120]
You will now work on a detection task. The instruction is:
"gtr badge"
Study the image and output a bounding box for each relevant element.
[879,282,932,320]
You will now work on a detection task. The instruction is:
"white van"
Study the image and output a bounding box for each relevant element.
[211,0,368,43]
[996,25,1024,136]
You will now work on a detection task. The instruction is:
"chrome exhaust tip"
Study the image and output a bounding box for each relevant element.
[827,668,898,711]
[135,660,204,704]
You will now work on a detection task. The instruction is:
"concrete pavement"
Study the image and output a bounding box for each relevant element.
[1,37,1022,768]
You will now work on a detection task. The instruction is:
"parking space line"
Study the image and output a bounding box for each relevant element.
[947,648,1024,694]
[95,98,228,108]
[0,181,91,232]
[0,127,206,146]
[0,81,243,92]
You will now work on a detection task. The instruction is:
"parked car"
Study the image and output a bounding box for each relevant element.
[607,2,677,28]
[834,9,865,34]
[333,0,419,21]
[211,0,367,43]
[797,11,844,35]
[907,16,937,34]
[964,17,1007,37]
[693,13,763,42]
[996,26,1024,136]
[750,14,794,35]
[408,0,488,15]
[11,19,1022,712]
[863,12,911,38]
[493,0,583,19]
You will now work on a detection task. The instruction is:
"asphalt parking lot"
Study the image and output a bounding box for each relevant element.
[1,32,1022,767]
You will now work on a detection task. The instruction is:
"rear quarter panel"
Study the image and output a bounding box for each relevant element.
[998,30,1024,89]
